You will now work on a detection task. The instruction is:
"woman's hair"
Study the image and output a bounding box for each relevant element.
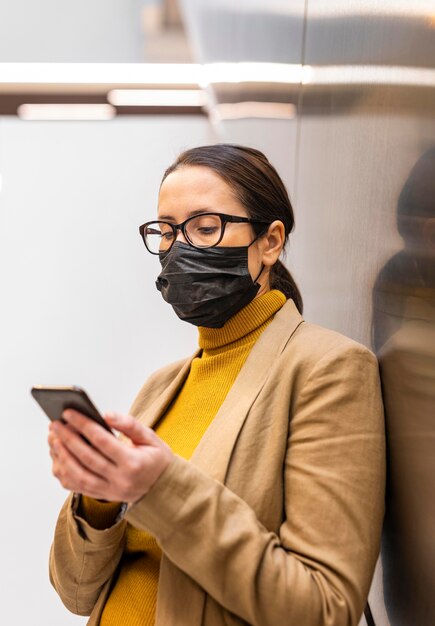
[161,143,303,313]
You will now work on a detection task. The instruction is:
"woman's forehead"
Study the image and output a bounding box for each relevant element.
[158,165,244,220]
[160,165,230,197]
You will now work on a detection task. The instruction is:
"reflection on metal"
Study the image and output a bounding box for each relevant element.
[302,65,435,87]
[202,62,303,84]
[373,148,435,626]
[205,63,435,88]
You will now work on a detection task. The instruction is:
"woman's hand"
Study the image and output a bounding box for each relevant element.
[47,410,174,504]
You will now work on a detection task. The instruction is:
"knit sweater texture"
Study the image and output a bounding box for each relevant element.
[80,289,286,625]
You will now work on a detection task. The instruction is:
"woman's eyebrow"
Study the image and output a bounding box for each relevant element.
[157,208,216,221]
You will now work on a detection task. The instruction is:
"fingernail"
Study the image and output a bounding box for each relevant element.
[106,412,118,422]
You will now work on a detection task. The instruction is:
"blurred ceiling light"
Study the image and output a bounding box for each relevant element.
[107,89,207,107]
[0,63,202,85]
[302,65,435,87]
[2,63,434,95]
[17,104,116,121]
[211,102,297,121]
[203,63,303,85]
[0,62,299,88]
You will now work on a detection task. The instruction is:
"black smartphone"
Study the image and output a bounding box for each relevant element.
[31,385,113,434]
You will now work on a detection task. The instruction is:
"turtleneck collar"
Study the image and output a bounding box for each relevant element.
[198,289,286,352]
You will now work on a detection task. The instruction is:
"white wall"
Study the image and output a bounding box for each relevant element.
[0,115,212,625]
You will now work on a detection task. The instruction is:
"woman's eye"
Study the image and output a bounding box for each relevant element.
[161,231,175,240]
[197,226,218,235]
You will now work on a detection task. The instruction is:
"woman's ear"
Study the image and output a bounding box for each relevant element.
[261,220,286,267]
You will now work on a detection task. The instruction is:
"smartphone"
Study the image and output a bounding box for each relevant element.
[31,385,113,434]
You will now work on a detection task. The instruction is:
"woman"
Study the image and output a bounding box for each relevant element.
[48,144,385,626]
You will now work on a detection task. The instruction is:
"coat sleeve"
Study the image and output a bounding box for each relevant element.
[49,493,127,616]
[48,357,190,616]
[125,344,386,626]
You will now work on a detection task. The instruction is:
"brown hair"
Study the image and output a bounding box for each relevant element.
[161,143,303,313]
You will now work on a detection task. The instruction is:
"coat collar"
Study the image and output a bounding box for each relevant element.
[134,352,201,429]
[191,298,303,481]
[138,299,304,482]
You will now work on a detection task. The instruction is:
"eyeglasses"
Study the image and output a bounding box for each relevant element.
[139,212,270,255]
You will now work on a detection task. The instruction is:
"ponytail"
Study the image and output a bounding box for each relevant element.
[270,260,303,314]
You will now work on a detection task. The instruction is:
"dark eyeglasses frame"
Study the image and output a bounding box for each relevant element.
[139,212,270,255]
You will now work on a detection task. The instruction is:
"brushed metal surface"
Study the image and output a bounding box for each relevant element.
[298,5,435,622]
[375,147,435,626]
[180,0,435,625]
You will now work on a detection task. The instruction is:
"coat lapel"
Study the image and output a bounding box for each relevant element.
[136,350,201,429]
[190,299,304,482]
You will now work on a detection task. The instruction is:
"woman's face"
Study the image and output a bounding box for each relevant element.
[158,165,283,295]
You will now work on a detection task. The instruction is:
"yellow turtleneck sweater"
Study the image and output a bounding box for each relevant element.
[79,289,286,626]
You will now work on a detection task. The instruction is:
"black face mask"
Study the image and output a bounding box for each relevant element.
[156,241,263,328]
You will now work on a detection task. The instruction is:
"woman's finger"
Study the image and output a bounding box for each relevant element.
[52,420,115,479]
[61,410,125,464]
[48,429,60,459]
[104,412,159,446]
[51,435,108,497]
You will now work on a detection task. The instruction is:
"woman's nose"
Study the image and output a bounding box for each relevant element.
[175,228,188,244]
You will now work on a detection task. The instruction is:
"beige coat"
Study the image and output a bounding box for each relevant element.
[49,300,386,626]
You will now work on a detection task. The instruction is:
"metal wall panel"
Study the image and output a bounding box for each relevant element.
[297,2,435,625]
[181,1,435,624]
